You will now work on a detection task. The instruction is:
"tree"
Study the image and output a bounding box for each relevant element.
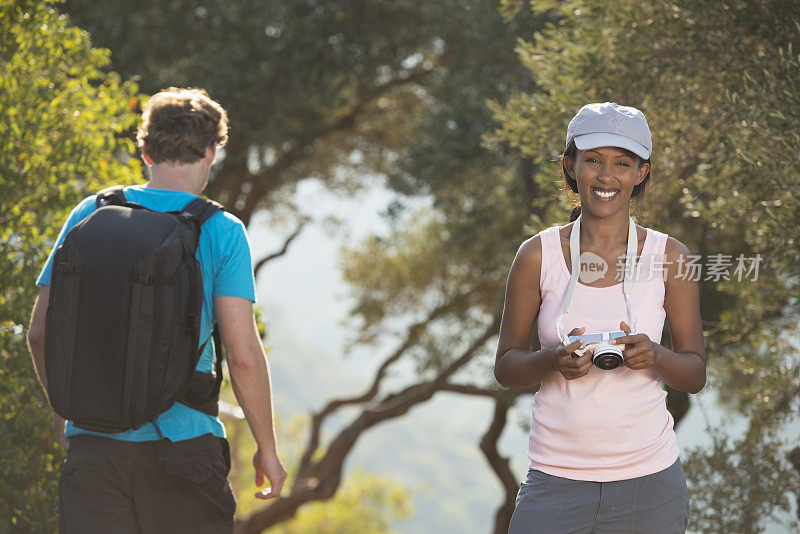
[0,1,139,530]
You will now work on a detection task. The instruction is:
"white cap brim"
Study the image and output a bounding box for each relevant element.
[574,132,650,160]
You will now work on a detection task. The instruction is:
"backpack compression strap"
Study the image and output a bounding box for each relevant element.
[180,327,225,416]
[176,196,226,417]
[92,187,227,417]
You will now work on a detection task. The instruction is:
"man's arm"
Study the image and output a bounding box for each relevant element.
[26,286,68,447]
[214,295,287,499]
[26,286,50,393]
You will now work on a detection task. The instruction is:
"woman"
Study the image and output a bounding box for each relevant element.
[495,102,706,533]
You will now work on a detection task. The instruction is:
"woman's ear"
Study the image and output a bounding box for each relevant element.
[564,154,575,178]
[636,161,650,185]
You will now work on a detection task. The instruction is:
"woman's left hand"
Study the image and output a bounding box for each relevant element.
[611,321,660,370]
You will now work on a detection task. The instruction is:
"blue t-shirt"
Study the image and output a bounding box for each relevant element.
[36,184,256,442]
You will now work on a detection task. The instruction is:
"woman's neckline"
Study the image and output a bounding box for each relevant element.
[556,224,650,291]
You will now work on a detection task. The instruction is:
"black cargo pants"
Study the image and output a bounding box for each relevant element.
[58,433,236,534]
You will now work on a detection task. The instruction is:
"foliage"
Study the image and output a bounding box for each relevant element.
[221,395,412,533]
[0,0,139,530]
[271,469,412,534]
[342,0,552,358]
[683,429,799,532]
[64,0,548,226]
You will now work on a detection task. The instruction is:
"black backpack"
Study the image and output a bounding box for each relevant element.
[45,186,225,433]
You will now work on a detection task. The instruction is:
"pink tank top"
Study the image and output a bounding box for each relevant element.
[528,224,679,482]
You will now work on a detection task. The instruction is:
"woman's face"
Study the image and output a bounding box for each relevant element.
[564,146,650,216]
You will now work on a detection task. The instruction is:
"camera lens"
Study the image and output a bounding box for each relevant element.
[591,342,624,370]
[594,352,623,370]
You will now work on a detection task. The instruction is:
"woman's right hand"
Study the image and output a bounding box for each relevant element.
[550,326,593,380]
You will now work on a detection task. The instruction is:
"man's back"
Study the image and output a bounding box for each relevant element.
[36,184,256,442]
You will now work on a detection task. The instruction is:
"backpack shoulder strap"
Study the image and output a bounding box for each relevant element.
[96,185,127,208]
[180,197,224,227]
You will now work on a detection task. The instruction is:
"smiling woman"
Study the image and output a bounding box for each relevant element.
[494,103,706,534]
[563,143,651,224]
[568,145,648,211]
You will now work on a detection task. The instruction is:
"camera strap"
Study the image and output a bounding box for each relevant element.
[556,214,640,343]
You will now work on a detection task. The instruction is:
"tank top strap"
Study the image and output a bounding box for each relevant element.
[637,227,669,291]
[536,226,563,293]
[645,227,669,258]
[542,225,562,270]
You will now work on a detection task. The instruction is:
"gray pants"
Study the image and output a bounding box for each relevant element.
[508,458,689,534]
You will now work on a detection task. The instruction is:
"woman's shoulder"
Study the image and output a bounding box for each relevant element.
[517,225,561,263]
[516,232,544,266]
[645,225,690,259]
[660,235,695,295]
[662,236,692,267]
[514,226,567,285]
[663,235,690,255]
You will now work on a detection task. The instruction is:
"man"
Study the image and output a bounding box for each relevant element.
[26,87,286,533]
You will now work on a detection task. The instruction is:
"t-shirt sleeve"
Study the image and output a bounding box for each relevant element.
[212,216,257,302]
[36,196,97,286]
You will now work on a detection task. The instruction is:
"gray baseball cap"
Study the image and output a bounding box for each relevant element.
[566,102,652,160]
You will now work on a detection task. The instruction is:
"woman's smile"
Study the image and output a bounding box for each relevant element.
[591,186,620,201]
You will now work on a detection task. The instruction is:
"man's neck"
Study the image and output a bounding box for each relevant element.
[146,161,207,195]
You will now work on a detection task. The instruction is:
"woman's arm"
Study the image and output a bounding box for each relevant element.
[613,237,707,392]
[495,235,589,388]
[653,237,707,392]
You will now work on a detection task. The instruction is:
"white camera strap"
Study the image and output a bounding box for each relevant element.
[556,213,640,344]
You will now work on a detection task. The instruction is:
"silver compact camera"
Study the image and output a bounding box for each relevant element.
[565,331,627,370]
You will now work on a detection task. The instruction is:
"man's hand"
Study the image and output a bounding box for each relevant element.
[216,296,286,500]
[53,413,68,449]
[253,449,287,500]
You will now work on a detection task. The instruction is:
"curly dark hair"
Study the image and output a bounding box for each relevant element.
[137,87,228,164]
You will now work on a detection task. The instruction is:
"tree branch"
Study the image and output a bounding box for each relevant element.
[234,312,501,534]
[787,446,800,523]
[481,397,519,534]
[253,223,306,277]
[439,383,534,533]
[235,66,435,225]
[439,382,534,400]
[296,297,466,475]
